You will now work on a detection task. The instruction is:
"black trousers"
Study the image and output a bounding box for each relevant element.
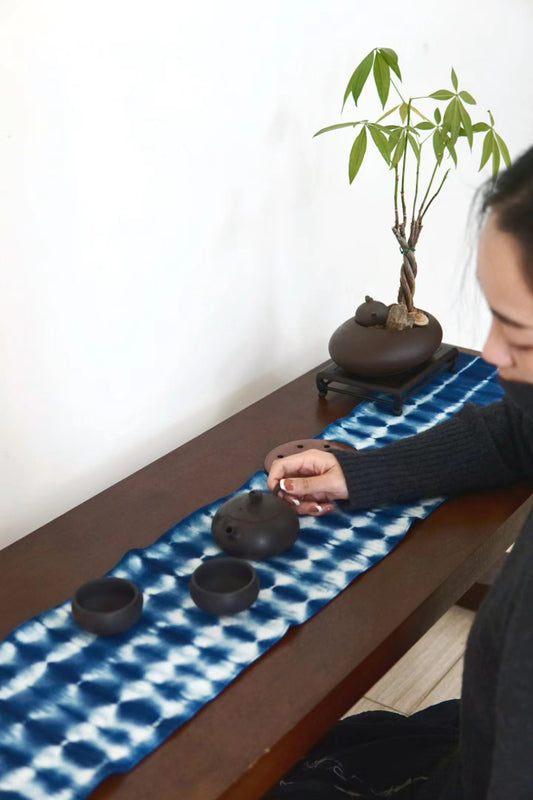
[263,700,460,800]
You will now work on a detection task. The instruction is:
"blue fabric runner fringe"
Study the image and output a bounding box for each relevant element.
[0,353,502,799]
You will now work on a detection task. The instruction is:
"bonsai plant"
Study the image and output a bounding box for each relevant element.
[316,47,510,375]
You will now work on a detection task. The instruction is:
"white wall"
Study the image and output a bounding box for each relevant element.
[1,0,532,547]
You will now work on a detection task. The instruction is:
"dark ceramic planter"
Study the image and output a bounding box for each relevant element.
[189,557,260,615]
[211,490,299,560]
[328,311,443,376]
[71,577,143,636]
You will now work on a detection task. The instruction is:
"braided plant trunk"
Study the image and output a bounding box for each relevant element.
[392,218,423,313]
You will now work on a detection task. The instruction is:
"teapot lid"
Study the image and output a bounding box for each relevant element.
[217,490,292,523]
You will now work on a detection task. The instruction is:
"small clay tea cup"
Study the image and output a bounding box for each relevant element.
[71,577,143,636]
[189,557,259,615]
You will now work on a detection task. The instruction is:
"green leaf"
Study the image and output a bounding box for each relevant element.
[391,131,407,167]
[415,121,435,130]
[348,126,368,182]
[433,128,444,164]
[491,143,501,177]
[314,121,361,137]
[376,103,400,122]
[479,130,494,171]
[379,48,402,80]
[472,122,490,133]
[388,125,403,150]
[444,135,458,167]
[342,51,374,109]
[434,107,442,124]
[458,101,473,149]
[410,104,429,121]
[407,131,420,162]
[368,124,391,164]
[429,89,455,100]
[495,132,511,167]
[451,67,458,91]
[399,102,409,123]
[488,109,495,127]
[459,90,476,105]
[443,97,461,142]
[373,51,391,108]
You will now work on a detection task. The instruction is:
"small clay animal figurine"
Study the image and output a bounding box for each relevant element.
[355,296,389,327]
[212,489,299,559]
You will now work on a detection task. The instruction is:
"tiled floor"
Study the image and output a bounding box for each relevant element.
[344,604,476,717]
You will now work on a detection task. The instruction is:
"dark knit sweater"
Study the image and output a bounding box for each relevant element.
[335,392,533,510]
[335,384,533,799]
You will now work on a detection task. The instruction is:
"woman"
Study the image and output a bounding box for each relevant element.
[265,146,533,799]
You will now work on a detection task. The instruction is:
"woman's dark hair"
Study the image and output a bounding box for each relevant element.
[480,145,533,289]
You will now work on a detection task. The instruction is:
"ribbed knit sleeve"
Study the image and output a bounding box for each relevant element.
[334,395,533,510]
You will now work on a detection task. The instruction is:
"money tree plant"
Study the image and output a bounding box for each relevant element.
[315,47,510,326]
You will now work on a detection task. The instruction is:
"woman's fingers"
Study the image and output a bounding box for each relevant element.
[280,492,334,516]
[267,450,338,488]
[267,449,349,509]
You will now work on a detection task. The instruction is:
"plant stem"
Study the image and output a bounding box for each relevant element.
[391,77,406,104]
[394,166,400,229]
[400,104,411,233]
[420,169,450,220]
[392,224,418,312]
[411,142,421,232]
[417,161,439,218]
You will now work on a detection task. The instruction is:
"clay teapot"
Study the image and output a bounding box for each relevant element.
[211,489,299,559]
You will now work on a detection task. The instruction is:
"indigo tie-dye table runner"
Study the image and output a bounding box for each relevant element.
[0,353,501,799]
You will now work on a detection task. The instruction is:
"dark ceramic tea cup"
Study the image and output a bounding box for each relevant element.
[189,557,259,615]
[71,577,143,636]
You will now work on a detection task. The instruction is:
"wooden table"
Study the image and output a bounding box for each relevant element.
[1,360,531,800]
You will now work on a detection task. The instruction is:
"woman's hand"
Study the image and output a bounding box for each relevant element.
[266,449,348,516]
